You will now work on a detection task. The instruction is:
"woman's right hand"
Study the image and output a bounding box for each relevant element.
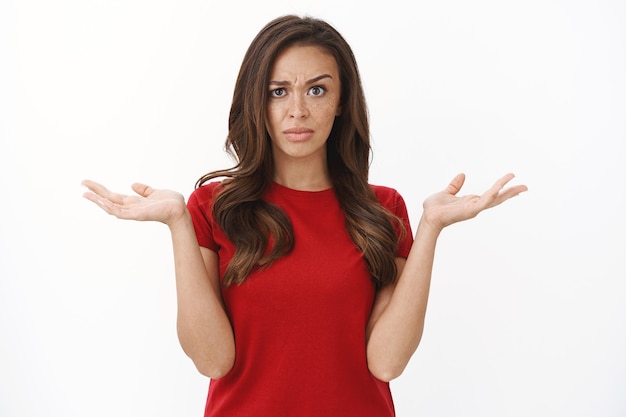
[83,179,236,377]
[81,180,187,226]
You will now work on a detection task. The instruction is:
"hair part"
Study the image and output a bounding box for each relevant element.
[197,15,404,287]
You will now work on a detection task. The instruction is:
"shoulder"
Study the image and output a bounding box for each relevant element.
[187,181,224,208]
[369,184,406,210]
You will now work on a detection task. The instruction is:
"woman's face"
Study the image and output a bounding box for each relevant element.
[265,44,342,167]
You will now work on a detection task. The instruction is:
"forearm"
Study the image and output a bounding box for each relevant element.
[168,212,235,378]
[366,218,441,381]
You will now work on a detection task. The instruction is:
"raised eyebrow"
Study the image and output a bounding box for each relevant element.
[268,74,334,86]
[306,74,333,85]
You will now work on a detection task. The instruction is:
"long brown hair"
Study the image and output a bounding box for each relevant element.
[197,15,404,287]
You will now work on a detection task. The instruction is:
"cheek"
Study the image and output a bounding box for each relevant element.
[265,106,283,130]
[325,94,342,118]
[314,100,341,120]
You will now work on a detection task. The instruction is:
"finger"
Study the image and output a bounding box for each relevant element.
[492,174,528,200]
[82,189,105,207]
[131,182,153,198]
[494,184,529,203]
[81,179,113,206]
[494,173,516,189]
[480,173,513,199]
[81,179,125,204]
[480,174,512,203]
[82,189,122,216]
[479,174,527,209]
[81,179,104,194]
[445,173,466,195]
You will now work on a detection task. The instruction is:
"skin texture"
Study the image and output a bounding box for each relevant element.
[81,42,528,381]
[265,45,342,191]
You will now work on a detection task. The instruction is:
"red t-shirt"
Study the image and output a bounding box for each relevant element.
[187,181,413,417]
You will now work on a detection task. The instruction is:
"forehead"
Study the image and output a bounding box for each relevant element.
[270,44,339,77]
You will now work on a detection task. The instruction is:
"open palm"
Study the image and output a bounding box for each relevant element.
[422,173,528,230]
[81,180,187,225]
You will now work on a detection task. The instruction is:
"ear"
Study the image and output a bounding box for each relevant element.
[335,105,342,116]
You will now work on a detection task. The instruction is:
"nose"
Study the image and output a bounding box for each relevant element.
[289,95,309,118]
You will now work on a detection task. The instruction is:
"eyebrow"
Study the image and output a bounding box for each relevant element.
[268,74,334,86]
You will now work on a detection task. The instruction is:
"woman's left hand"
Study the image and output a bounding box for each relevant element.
[421,173,528,231]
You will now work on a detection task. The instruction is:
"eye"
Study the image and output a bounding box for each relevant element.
[270,88,286,97]
[308,86,326,96]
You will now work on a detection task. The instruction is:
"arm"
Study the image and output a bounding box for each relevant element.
[366,173,527,382]
[82,180,235,378]
[169,214,235,378]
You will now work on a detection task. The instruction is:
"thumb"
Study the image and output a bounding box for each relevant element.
[131,182,153,197]
[445,173,466,195]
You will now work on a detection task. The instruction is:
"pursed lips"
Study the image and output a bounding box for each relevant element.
[283,127,314,142]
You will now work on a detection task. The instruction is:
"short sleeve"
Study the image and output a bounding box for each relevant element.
[371,185,414,258]
[186,182,222,252]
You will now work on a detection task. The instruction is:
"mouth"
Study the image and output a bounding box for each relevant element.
[283,127,314,142]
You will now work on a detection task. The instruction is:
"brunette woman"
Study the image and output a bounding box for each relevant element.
[82,15,527,416]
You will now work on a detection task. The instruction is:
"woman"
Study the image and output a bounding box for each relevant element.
[82,15,527,416]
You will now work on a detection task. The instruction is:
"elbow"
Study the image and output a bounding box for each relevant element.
[367,340,420,383]
[178,329,236,379]
[367,340,420,382]
[181,339,235,379]
[368,360,406,383]
[194,354,235,379]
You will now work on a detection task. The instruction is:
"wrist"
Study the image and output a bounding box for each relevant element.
[416,216,443,239]
[167,206,193,231]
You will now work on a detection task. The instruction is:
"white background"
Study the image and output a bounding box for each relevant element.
[1,0,625,416]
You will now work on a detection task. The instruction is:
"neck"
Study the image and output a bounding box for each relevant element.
[272,155,332,191]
